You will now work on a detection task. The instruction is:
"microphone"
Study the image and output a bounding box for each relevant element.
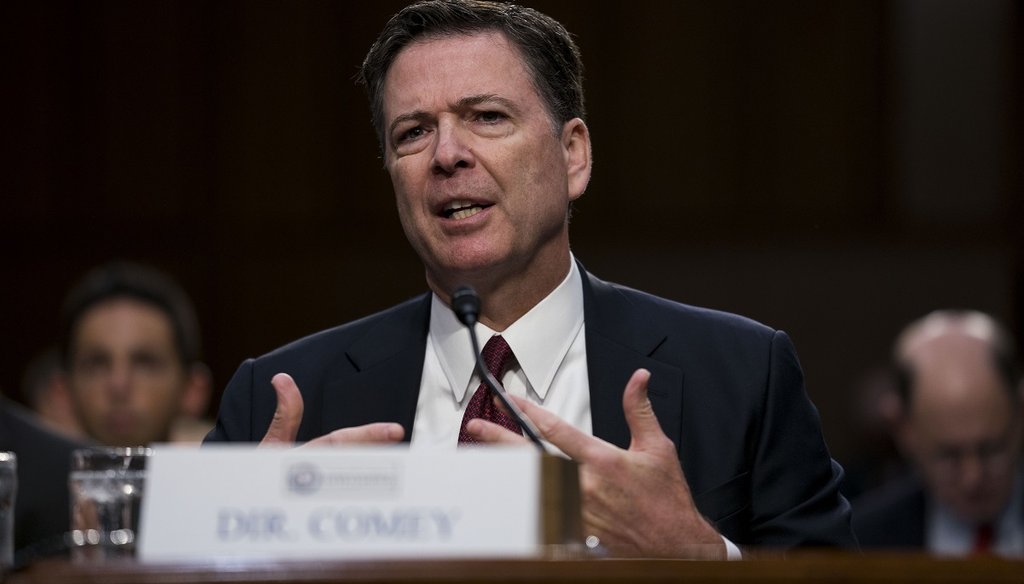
[450,286,546,452]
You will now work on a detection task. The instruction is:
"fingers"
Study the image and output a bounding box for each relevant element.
[466,394,606,459]
[507,394,609,461]
[504,368,668,460]
[308,422,405,446]
[620,369,670,450]
[260,373,405,447]
[464,418,532,444]
[260,373,305,445]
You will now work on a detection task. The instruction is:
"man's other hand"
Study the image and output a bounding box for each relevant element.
[259,373,404,446]
[466,368,725,559]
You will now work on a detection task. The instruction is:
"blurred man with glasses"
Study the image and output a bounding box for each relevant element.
[854,310,1023,556]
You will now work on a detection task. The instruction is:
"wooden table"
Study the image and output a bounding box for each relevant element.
[10,552,1024,584]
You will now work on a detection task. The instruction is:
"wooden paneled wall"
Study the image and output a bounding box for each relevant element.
[2,1,1020,465]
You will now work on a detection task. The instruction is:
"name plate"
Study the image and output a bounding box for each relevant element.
[138,445,579,561]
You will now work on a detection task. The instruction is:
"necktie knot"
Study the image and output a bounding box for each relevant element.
[481,334,514,380]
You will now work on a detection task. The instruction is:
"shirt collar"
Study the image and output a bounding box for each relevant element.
[429,257,585,402]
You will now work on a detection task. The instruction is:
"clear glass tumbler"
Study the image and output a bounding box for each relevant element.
[0,452,16,571]
[69,447,151,562]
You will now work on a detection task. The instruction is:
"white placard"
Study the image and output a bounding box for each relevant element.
[137,445,543,562]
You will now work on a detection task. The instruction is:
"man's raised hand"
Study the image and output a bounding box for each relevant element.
[466,369,725,558]
[259,373,404,446]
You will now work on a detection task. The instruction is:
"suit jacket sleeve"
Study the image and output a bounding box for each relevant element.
[204,358,257,442]
[676,330,855,548]
[583,272,855,548]
[742,330,854,546]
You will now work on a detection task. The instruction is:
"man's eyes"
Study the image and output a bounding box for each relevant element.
[132,352,169,372]
[396,125,426,144]
[475,110,507,123]
[75,354,109,374]
[392,110,509,148]
[72,352,171,376]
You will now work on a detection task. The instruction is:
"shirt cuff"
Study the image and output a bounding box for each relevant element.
[722,535,742,560]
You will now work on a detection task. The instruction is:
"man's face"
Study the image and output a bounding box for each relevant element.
[381,31,589,295]
[901,360,1023,524]
[66,298,187,446]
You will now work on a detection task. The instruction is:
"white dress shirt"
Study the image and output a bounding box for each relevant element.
[411,258,590,449]
[927,472,1024,557]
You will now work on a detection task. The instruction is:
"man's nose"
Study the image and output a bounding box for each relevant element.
[105,362,133,400]
[431,118,474,176]
[958,453,986,489]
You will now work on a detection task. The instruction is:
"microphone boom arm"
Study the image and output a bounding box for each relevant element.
[451,286,547,452]
[465,324,548,452]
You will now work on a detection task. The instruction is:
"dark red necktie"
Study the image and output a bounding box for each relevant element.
[972,523,994,554]
[458,335,522,444]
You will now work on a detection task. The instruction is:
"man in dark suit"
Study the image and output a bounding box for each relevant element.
[854,311,1023,556]
[206,0,854,556]
[0,397,86,565]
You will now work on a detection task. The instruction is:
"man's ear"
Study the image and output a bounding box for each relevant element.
[181,363,213,419]
[562,117,591,202]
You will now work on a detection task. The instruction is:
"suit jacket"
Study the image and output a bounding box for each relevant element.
[852,475,926,549]
[207,265,855,548]
[854,473,1024,553]
[0,398,86,562]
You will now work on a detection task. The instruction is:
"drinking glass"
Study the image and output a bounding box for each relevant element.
[0,452,15,571]
[69,447,151,562]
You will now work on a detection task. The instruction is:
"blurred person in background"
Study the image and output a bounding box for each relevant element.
[838,366,903,500]
[20,345,86,440]
[57,261,213,447]
[0,394,85,564]
[854,310,1023,556]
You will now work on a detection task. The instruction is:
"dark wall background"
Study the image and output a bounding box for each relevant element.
[2,1,1021,465]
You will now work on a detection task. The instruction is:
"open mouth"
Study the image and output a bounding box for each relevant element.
[441,200,492,220]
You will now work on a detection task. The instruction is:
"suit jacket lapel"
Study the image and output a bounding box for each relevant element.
[320,294,431,443]
[581,264,684,452]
